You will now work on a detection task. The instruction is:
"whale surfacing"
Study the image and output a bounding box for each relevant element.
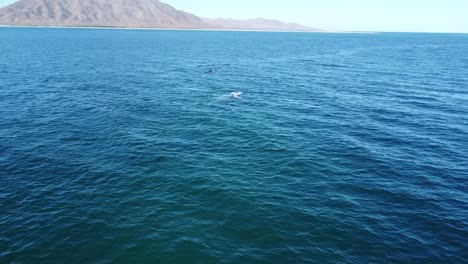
[230,92,243,99]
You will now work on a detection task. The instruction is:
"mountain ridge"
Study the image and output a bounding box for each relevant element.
[0,0,320,31]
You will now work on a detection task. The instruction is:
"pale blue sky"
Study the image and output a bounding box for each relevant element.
[1,0,467,32]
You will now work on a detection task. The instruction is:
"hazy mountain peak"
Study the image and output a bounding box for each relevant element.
[203,17,320,31]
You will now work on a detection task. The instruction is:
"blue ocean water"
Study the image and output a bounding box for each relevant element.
[0,27,467,263]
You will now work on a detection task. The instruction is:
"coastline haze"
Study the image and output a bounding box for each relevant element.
[0,0,467,32]
[0,0,318,31]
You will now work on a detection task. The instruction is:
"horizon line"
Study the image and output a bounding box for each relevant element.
[1,24,468,34]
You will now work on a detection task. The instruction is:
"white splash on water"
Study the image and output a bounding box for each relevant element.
[230,92,243,99]
[215,91,244,101]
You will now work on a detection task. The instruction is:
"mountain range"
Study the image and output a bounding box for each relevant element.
[0,0,320,31]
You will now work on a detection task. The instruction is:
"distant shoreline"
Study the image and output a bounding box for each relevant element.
[2,25,464,34]
[0,24,376,34]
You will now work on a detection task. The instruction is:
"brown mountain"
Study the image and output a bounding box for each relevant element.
[0,0,319,31]
[0,0,207,28]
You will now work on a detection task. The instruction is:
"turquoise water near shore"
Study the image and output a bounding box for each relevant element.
[0,28,467,263]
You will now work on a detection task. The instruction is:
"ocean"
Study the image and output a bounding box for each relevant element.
[0,27,467,263]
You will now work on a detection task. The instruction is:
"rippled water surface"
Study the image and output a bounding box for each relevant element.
[0,28,467,263]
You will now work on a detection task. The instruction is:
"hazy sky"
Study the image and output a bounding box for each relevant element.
[0,0,467,32]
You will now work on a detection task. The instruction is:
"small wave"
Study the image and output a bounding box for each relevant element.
[316,63,347,68]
